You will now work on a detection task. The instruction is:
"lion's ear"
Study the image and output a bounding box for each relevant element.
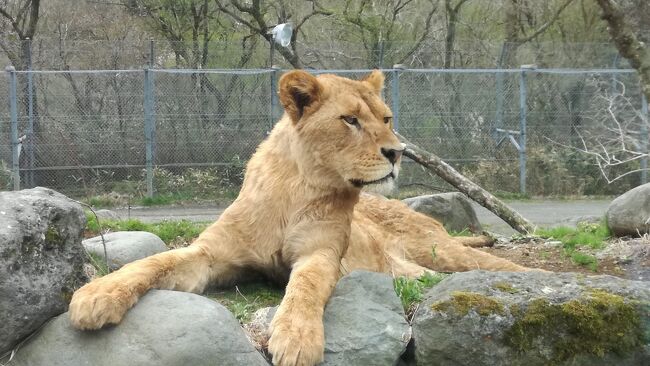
[279,70,322,123]
[363,69,385,94]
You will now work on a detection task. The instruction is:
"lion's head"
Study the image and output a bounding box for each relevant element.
[278,70,404,193]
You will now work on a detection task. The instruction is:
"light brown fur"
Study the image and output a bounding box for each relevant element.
[70,70,529,366]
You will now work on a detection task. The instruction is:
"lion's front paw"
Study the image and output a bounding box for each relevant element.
[68,280,133,330]
[268,313,325,366]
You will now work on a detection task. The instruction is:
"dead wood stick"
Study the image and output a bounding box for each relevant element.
[397,132,535,235]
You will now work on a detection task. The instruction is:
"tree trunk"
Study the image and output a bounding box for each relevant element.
[596,0,650,102]
[397,132,536,234]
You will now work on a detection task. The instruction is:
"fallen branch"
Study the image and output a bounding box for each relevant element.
[397,132,535,234]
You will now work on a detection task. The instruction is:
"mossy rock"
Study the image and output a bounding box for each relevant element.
[412,271,650,366]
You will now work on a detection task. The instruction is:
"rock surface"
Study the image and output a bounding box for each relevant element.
[606,183,650,236]
[11,290,269,366]
[0,187,88,355]
[412,270,650,366]
[403,193,482,233]
[244,271,411,365]
[83,231,167,270]
[322,271,411,365]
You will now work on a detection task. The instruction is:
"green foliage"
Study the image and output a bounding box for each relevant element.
[394,272,447,314]
[504,291,645,362]
[205,282,285,323]
[536,222,609,249]
[85,213,208,246]
[461,147,639,197]
[570,252,598,272]
[152,166,243,200]
[87,252,110,277]
[448,229,471,237]
[536,221,609,271]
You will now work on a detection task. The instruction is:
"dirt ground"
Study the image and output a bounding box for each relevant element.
[479,236,650,281]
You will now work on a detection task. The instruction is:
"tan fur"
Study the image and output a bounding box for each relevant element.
[69,70,530,366]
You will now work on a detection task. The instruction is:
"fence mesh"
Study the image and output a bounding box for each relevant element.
[0,68,648,201]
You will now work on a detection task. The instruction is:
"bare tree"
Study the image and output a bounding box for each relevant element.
[339,0,438,68]
[0,0,41,187]
[499,0,575,68]
[596,0,650,102]
[443,0,470,69]
[0,0,40,69]
[215,0,332,68]
[549,79,648,183]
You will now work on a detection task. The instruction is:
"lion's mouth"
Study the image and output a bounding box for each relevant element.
[349,172,395,188]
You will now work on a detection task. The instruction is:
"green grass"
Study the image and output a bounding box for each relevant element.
[536,221,609,271]
[87,252,110,277]
[204,282,285,323]
[570,252,598,271]
[86,196,118,208]
[85,212,209,246]
[394,272,448,315]
[448,228,472,237]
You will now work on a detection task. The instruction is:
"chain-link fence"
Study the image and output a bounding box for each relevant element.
[1,67,648,201]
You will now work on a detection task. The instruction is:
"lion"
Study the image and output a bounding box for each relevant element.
[69,70,529,366]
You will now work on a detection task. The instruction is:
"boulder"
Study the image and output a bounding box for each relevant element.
[607,183,650,236]
[412,271,650,366]
[403,193,482,233]
[83,231,167,270]
[11,290,269,366]
[322,271,411,365]
[244,271,411,365]
[556,215,602,228]
[0,187,88,355]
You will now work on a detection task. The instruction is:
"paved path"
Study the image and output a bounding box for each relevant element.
[114,199,611,235]
[471,200,610,235]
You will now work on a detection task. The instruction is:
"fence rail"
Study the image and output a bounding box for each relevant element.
[1,67,648,199]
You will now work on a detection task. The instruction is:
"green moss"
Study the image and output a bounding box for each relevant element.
[431,291,505,316]
[45,225,63,245]
[493,281,519,294]
[504,290,645,362]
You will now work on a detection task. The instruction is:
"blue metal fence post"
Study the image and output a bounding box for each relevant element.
[269,66,280,131]
[494,70,504,140]
[641,94,648,185]
[391,64,405,132]
[518,67,530,195]
[26,38,34,187]
[6,66,19,190]
[144,68,156,198]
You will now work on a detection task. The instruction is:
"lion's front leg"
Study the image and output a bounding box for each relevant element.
[70,223,244,330]
[268,248,341,366]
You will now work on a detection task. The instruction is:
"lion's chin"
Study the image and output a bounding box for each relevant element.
[361,177,396,196]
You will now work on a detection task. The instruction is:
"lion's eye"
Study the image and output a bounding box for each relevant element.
[342,116,359,127]
[384,117,392,124]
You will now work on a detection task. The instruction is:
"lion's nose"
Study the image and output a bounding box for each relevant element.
[381,148,403,165]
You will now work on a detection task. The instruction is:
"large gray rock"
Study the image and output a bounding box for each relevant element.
[607,183,650,236]
[83,231,167,270]
[412,271,650,366]
[0,187,88,355]
[322,271,411,365]
[403,193,482,233]
[11,290,269,366]
[244,271,411,365]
